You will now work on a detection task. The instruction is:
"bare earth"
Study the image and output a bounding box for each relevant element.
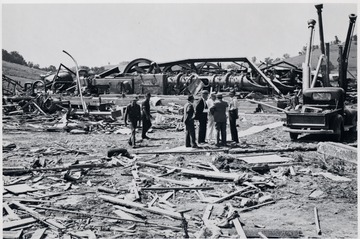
[2,111,357,238]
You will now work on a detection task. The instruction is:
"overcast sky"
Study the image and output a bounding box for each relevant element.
[2,2,358,68]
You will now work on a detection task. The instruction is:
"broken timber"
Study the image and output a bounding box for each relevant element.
[314,207,322,235]
[3,218,37,230]
[233,218,248,239]
[229,145,317,154]
[212,186,251,203]
[140,186,214,191]
[99,195,188,220]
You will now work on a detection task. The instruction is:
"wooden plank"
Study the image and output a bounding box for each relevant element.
[243,229,303,238]
[140,186,214,191]
[30,228,47,239]
[233,218,247,239]
[3,202,21,220]
[11,201,66,230]
[98,186,119,194]
[139,172,192,186]
[314,207,322,235]
[213,186,251,204]
[202,204,213,222]
[4,184,38,194]
[2,229,23,239]
[147,194,159,207]
[208,163,220,172]
[181,168,243,181]
[239,155,291,164]
[113,209,140,221]
[99,195,185,220]
[3,218,37,230]
[113,205,147,218]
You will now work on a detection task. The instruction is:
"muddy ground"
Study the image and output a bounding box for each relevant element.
[2,108,358,238]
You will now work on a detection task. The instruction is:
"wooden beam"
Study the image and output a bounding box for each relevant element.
[314,207,322,235]
[30,228,47,239]
[98,186,119,194]
[99,195,185,220]
[233,218,247,239]
[202,204,213,222]
[3,202,21,220]
[2,230,23,239]
[11,201,66,230]
[140,186,214,191]
[213,186,251,204]
[181,168,243,181]
[3,218,36,230]
[138,172,192,186]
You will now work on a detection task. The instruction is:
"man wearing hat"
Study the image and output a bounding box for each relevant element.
[183,95,198,148]
[141,92,152,140]
[228,90,239,143]
[124,96,141,147]
[210,93,228,147]
[195,90,209,144]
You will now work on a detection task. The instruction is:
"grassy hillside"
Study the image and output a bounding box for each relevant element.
[284,41,357,78]
[2,61,47,85]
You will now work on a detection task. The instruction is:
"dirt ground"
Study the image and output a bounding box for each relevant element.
[2,109,358,238]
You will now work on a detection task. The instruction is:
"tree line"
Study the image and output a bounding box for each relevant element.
[2,49,105,74]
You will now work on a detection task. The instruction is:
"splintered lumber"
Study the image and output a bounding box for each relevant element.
[243,229,303,238]
[98,186,119,194]
[233,218,248,239]
[11,201,66,230]
[181,168,243,181]
[30,228,47,239]
[229,145,317,154]
[113,205,147,218]
[239,201,276,212]
[3,218,36,230]
[213,186,251,203]
[202,204,213,222]
[314,207,322,235]
[2,230,23,239]
[113,209,140,221]
[2,163,110,175]
[134,148,228,155]
[239,155,291,164]
[3,202,21,220]
[99,195,185,220]
[140,186,214,191]
[138,172,192,186]
[4,184,38,194]
[317,142,357,164]
[208,163,220,172]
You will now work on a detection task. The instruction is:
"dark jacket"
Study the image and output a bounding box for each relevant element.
[195,98,208,121]
[125,103,141,122]
[183,102,195,124]
[210,100,228,123]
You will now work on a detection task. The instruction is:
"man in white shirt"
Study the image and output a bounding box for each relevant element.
[206,92,216,143]
[228,90,239,143]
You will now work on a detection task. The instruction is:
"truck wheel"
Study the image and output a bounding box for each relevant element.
[332,115,344,142]
[290,132,299,141]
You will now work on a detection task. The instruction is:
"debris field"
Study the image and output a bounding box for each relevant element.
[2,99,357,239]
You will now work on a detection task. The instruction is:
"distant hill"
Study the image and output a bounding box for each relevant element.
[283,40,357,79]
[2,61,47,85]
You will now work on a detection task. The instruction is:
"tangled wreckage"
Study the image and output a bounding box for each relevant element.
[2,5,357,142]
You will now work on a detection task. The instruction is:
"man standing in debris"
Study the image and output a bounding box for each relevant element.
[184,95,198,148]
[206,92,217,144]
[210,93,228,147]
[228,90,239,143]
[195,90,209,144]
[141,92,152,139]
[124,96,141,147]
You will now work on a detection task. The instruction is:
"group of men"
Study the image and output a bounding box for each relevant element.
[124,90,239,149]
[183,90,239,148]
[124,92,152,148]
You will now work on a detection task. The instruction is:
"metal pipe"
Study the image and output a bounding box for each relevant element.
[315,4,330,86]
[303,19,316,91]
[311,54,325,88]
[340,14,357,91]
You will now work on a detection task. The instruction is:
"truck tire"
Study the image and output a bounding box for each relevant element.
[332,115,344,142]
[290,132,299,141]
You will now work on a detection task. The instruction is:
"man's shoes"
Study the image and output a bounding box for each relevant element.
[192,144,199,148]
[215,143,221,147]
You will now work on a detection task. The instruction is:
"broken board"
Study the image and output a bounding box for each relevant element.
[239,154,292,164]
[4,184,38,195]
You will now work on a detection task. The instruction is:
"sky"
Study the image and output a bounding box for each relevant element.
[1,1,358,68]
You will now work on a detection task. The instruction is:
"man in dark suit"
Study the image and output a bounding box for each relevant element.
[183,95,198,148]
[228,90,239,143]
[195,90,209,144]
[210,93,228,147]
[124,97,141,148]
[141,92,152,139]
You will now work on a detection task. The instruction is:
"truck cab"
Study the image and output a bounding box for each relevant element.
[284,87,356,141]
